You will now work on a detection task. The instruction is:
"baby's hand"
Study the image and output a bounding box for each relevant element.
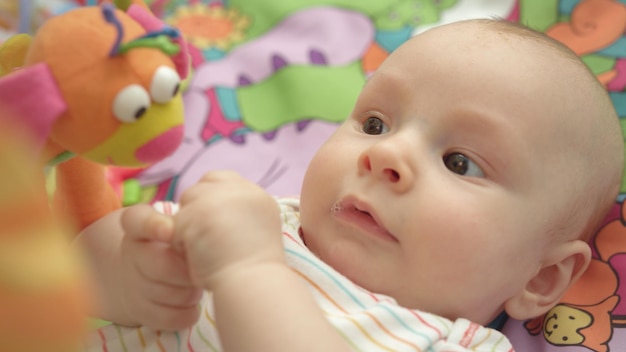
[173,171,283,289]
[119,204,203,330]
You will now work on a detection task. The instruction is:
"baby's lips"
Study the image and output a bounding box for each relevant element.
[135,125,184,164]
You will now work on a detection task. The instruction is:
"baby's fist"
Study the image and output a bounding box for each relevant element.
[174,171,283,289]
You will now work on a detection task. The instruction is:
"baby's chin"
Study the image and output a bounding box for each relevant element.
[301,230,367,281]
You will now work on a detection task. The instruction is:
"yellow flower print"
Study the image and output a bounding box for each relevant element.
[167,4,250,51]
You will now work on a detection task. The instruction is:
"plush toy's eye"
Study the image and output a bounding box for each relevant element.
[113,84,151,123]
[150,66,181,104]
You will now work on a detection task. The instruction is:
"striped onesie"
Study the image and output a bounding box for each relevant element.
[86,197,514,352]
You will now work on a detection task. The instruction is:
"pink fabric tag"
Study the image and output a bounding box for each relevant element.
[0,63,67,150]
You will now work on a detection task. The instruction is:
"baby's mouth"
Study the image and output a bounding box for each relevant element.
[332,199,398,243]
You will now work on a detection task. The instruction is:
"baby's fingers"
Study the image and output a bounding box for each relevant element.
[121,204,174,242]
[129,241,196,287]
[141,280,204,309]
[133,298,201,331]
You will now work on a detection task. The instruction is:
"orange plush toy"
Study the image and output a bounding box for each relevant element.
[0,3,188,350]
[0,0,189,231]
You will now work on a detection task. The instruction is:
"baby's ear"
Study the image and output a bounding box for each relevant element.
[504,240,591,320]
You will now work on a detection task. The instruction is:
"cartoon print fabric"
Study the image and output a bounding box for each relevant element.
[7,0,626,351]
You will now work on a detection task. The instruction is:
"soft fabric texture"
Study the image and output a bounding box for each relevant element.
[86,198,513,352]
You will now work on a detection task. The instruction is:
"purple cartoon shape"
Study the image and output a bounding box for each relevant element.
[191,6,374,89]
[143,120,339,200]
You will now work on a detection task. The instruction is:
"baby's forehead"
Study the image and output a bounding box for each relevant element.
[383,23,602,150]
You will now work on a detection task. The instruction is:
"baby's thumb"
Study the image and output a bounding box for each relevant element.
[121,204,174,242]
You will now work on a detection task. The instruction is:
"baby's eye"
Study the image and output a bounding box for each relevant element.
[362,117,389,135]
[443,153,485,178]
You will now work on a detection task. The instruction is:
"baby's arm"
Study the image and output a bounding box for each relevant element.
[174,171,351,352]
[77,204,202,330]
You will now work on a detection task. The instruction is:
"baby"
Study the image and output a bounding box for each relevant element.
[81,19,624,351]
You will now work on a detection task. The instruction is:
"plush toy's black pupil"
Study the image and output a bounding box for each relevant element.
[135,106,147,119]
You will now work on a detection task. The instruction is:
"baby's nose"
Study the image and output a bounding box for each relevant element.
[358,141,414,192]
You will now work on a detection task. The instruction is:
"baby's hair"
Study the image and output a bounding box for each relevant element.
[481,19,578,57]
[480,19,606,89]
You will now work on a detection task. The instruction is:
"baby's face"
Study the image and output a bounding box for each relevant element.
[300,23,585,324]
